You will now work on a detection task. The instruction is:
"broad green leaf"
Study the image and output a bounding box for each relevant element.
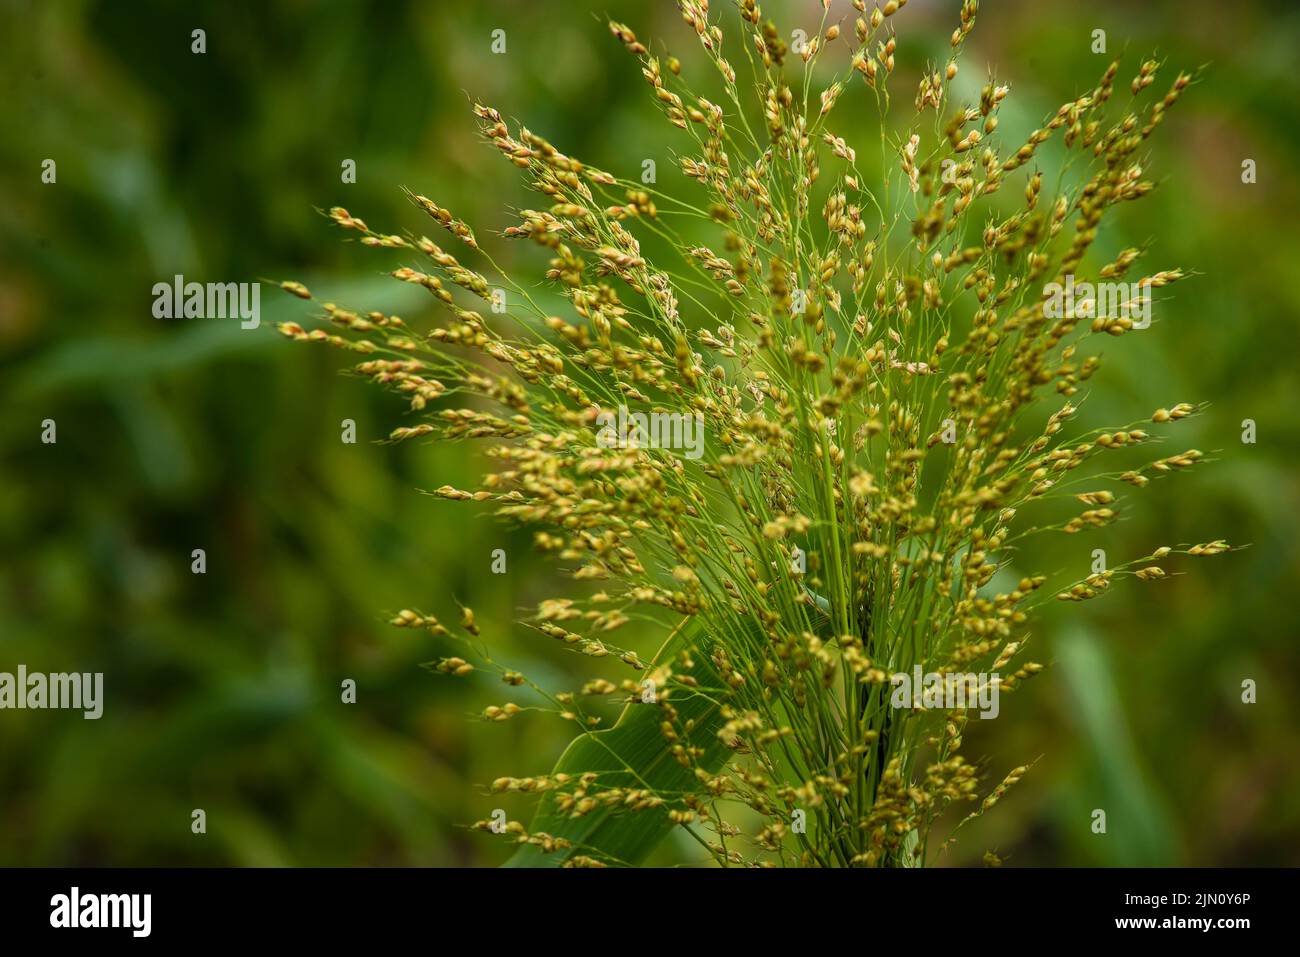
[504,618,734,867]
[1057,625,1177,865]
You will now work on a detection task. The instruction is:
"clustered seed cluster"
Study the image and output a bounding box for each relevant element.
[282,0,1225,867]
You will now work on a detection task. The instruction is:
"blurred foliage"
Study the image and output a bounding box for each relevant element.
[0,0,1297,866]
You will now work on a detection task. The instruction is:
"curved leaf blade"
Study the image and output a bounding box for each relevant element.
[504,618,731,867]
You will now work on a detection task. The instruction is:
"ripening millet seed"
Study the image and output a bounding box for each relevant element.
[281,1,1225,868]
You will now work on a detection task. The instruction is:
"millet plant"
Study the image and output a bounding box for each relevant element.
[278,0,1229,867]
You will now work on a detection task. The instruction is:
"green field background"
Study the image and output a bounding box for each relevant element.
[1,0,1297,866]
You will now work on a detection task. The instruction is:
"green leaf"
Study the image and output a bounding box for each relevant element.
[503,618,733,867]
[1057,624,1177,865]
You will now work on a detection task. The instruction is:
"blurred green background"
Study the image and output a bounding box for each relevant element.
[1,0,1297,866]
